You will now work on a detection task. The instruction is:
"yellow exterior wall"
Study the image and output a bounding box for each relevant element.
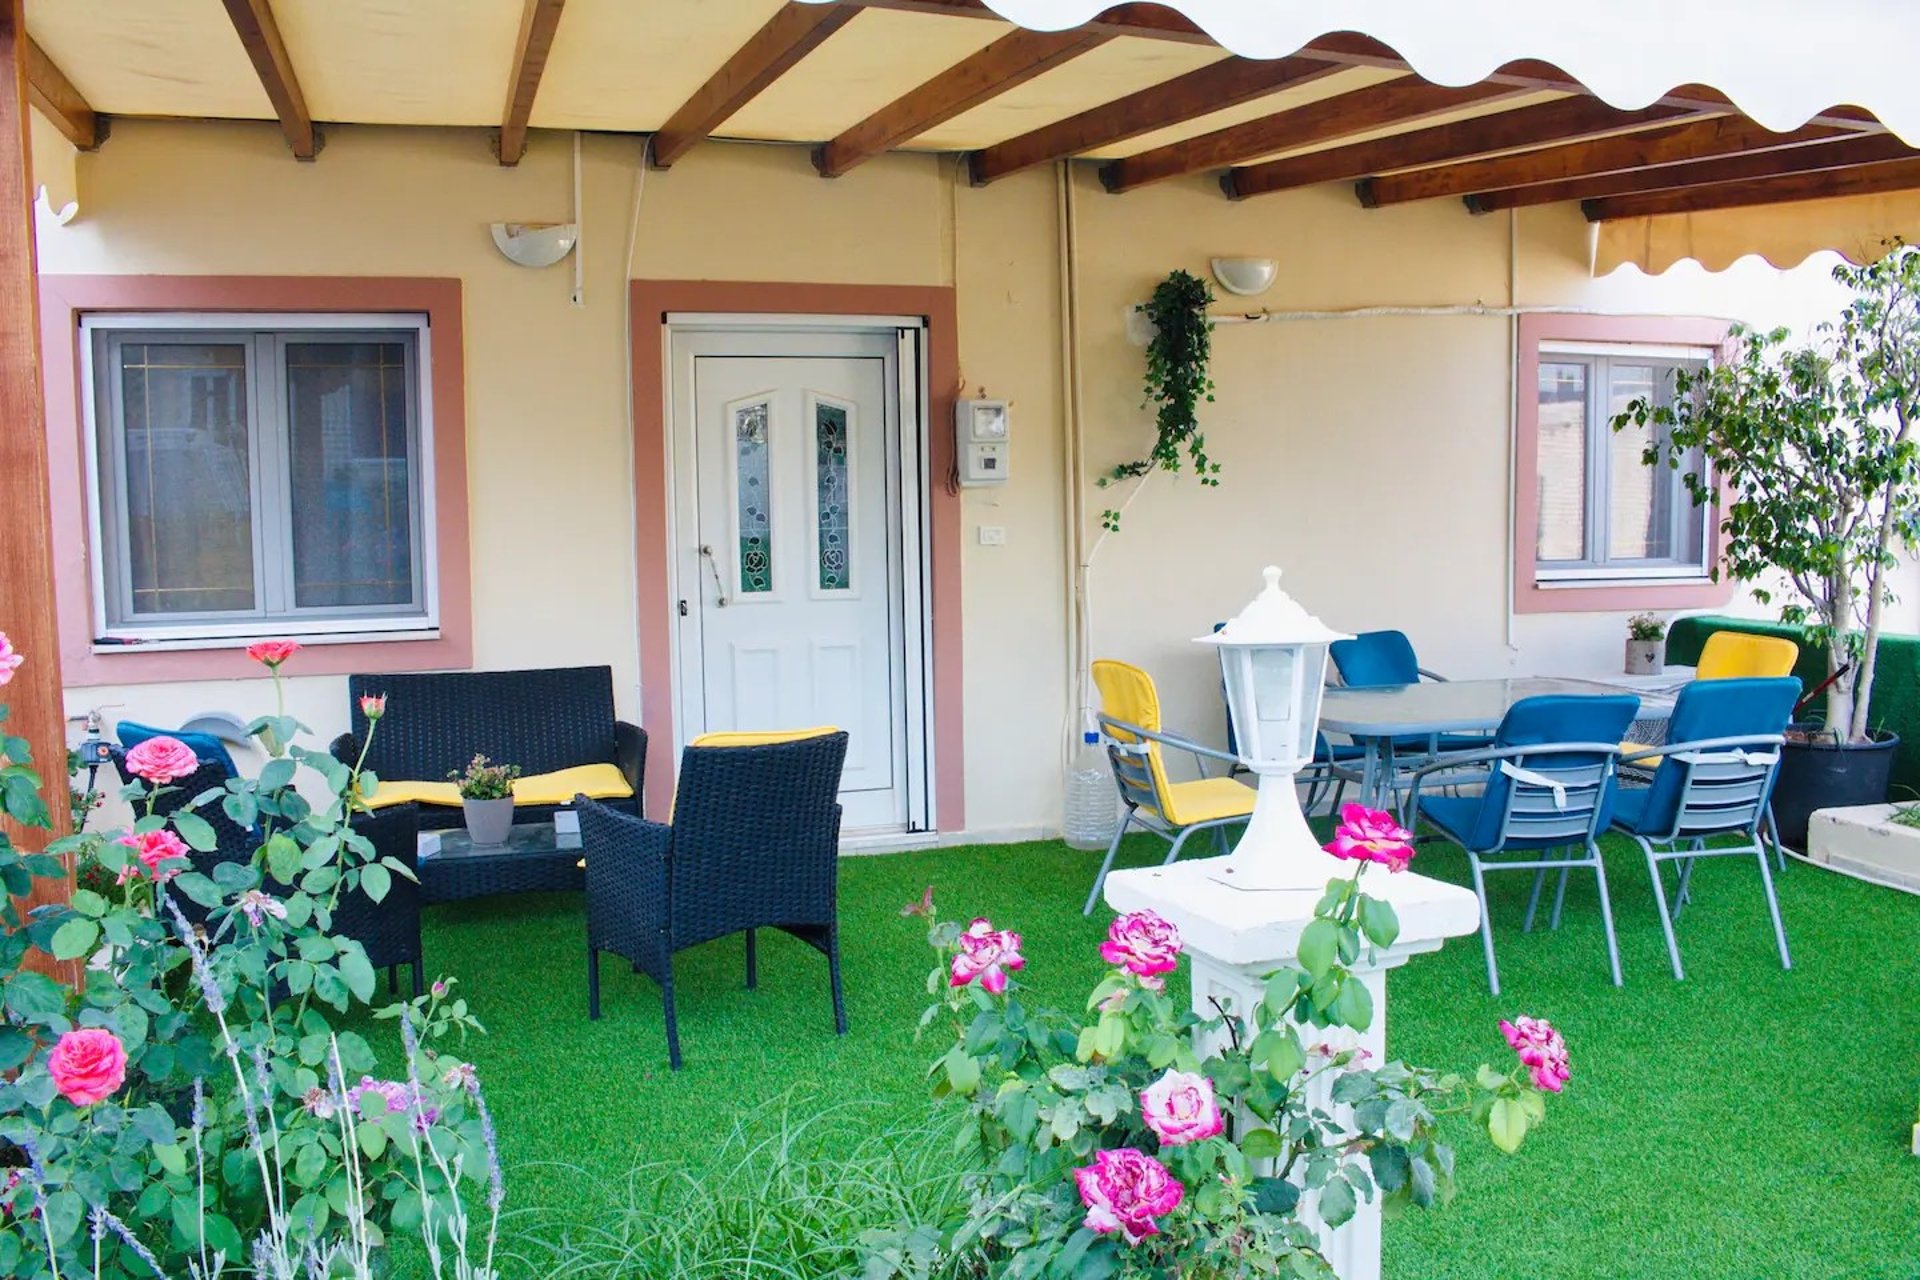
[31,118,1912,838]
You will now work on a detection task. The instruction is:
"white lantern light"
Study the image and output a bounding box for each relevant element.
[1195,565,1352,892]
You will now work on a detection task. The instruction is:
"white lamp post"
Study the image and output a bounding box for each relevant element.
[1195,565,1353,892]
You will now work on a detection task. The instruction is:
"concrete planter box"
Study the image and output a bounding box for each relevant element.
[1805,804,1920,894]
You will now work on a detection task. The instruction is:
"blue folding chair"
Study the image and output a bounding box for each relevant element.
[1333,629,1492,804]
[1405,694,1640,995]
[1611,677,1797,981]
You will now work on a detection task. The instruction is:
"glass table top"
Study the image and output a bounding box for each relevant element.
[421,821,583,862]
[1320,676,1673,738]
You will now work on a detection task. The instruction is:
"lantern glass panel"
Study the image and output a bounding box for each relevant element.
[1250,646,1302,767]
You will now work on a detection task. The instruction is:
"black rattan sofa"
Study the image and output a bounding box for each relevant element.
[329,666,645,831]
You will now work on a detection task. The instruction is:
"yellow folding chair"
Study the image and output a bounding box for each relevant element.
[1696,632,1799,680]
[1084,660,1255,915]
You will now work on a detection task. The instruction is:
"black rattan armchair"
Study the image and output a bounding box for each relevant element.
[331,804,426,998]
[575,730,849,1070]
[109,749,257,930]
[328,666,645,830]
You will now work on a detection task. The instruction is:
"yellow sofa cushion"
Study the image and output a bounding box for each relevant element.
[360,763,633,810]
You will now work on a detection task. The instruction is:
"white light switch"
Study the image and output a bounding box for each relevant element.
[978,525,1007,546]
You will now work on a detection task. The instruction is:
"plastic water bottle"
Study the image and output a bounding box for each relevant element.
[1063,731,1119,851]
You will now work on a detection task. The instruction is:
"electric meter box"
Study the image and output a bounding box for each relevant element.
[955,398,1010,486]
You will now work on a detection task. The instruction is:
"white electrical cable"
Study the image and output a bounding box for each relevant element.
[570,131,585,308]
[1504,207,1520,654]
[1203,302,1745,325]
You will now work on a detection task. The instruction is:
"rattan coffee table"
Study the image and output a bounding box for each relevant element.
[418,820,586,903]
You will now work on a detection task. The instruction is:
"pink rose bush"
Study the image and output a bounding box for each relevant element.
[123,734,200,785]
[358,692,388,720]
[1501,1016,1571,1093]
[0,632,20,687]
[906,863,1572,1272]
[116,828,190,883]
[1100,910,1182,986]
[1074,1148,1184,1245]
[1323,802,1416,872]
[949,918,1025,995]
[1139,1068,1222,1146]
[245,639,302,667]
[46,1028,127,1106]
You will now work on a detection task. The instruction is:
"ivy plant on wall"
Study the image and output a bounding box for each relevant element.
[1100,269,1219,531]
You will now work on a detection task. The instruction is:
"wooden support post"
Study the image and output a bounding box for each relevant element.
[0,1,74,891]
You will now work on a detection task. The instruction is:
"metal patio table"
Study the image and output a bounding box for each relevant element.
[418,820,586,903]
[1320,676,1676,808]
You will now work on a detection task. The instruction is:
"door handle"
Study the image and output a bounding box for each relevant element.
[698,544,729,608]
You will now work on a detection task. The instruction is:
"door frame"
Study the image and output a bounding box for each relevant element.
[629,281,964,832]
[665,321,921,831]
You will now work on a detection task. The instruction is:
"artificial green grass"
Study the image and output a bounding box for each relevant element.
[414,832,1920,1278]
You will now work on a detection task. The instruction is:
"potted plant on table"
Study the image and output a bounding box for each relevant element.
[1625,613,1667,675]
[452,753,520,846]
[1614,246,1920,845]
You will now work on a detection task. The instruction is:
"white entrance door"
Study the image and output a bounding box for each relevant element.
[668,325,925,832]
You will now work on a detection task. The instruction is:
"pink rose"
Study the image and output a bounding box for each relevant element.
[117,829,191,882]
[123,735,200,785]
[1139,1068,1223,1146]
[358,693,387,721]
[1100,910,1182,979]
[245,639,301,668]
[0,632,21,687]
[1323,803,1416,872]
[1073,1148,1183,1245]
[1500,1016,1571,1093]
[949,918,1024,995]
[46,1028,127,1107]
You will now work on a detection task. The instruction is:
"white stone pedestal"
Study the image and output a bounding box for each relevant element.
[1807,804,1920,894]
[1105,856,1480,1280]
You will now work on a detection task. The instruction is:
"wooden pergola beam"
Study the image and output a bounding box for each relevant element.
[499,0,567,166]
[1223,99,1695,199]
[220,0,317,159]
[1359,115,1844,207]
[1100,78,1528,194]
[1583,155,1920,221]
[0,0,76,870]
[968,54,1343,185]
[24,37,99,151]
[653,3,855,169]
[1467,133,1920,213]
[815,26,1109,178]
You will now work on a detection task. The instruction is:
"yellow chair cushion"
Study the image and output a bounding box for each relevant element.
[690,726,839,748]
[1618,740,1663,767]
[1159,776,1257,827]
[1697,632,1799,680]
[359,764,633,810]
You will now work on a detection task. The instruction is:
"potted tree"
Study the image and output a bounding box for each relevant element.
[451,753,520,845]
[1614,246,1920,845]
[1625,613,1667,675]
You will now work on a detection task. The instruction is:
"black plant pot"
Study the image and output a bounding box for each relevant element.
[1770,726,1900,850]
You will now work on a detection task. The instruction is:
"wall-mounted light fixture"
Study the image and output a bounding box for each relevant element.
[1210,256,1277,297]
[489,221,578,268]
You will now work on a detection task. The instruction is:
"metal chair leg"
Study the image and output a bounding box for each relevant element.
[1550,864,1571,931]
[1640,838,1686,981]
[1589,841,1623,988]
[1467,854,1501,996]
[1213,824,1232,855]
[1755,848,1793,971]
[663,970,682,1071]
[1161,825,1199,867]
[1674,856,1697,916]
[1523,868,1548,933]
[1083,811,1136,916]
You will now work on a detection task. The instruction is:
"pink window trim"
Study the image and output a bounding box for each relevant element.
[1513,312,1737,615]
[38,275,473,683]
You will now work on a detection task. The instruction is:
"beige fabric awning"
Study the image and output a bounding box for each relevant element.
[1593,190,1920,276]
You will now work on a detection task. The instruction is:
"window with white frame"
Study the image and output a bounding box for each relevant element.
[84,314,436,642]
[1534,341,1711,580]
